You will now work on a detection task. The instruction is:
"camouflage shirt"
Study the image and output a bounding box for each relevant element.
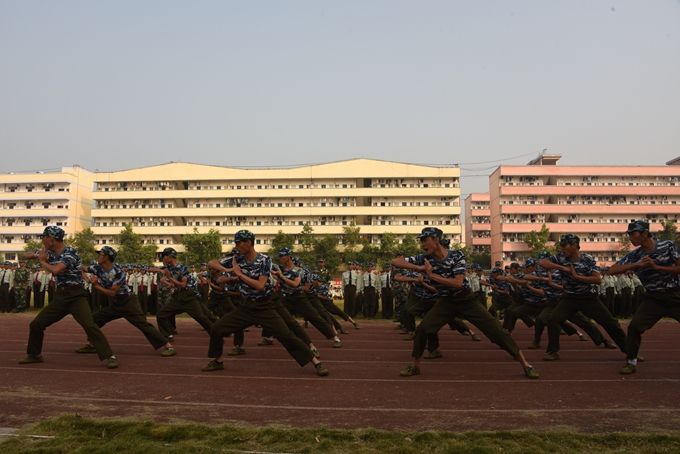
[47,247,84,287]
[311,283,331,299]
[535,268,563,302]
[405,249,469,298]
[221,253,273,301]
[278,267,303,296]
[617,240,680,292]
[165,263,200,296]
[546,253,599,295]
[13,268,31,290]
[392,269,413,299]
[516,272,545,306]
[88,263,131,297]
[296,266,313,293]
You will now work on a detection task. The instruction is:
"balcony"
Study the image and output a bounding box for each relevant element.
[0,192,72,201]
[0,225,52,235]
[500,205,679,215]
[93,187,460,201]
[501,186,680,196]
[91,206,461,218]
[0,208,70,218]
[500,222,661,234]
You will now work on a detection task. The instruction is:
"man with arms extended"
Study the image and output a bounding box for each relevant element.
[19,226,118,368]
[609,220,680,374]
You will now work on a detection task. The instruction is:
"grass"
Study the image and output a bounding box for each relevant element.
[2,415,680,453]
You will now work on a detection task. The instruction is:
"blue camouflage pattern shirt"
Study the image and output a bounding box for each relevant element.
[535,268,563,302]
[222,253,273,301]
[88,263,131,296]
[516,272,545,306]
[406,249,469,297]
[279,267,303,296]
[490,274,513,295]
[296,266,313,293]
[165,263,200,296]
[311,283,331,299]
[48,246,84,288]
[548,253,599,295]
[617,240,680,292]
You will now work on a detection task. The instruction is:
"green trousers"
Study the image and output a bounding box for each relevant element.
[626,289,680,360]
[93,294,168,350]
[413,291,520,360]
[27,285,113,360]
[208,297,313,366]
[156,289,213,338]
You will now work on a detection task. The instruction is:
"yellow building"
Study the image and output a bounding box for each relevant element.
[0,166,94,260]
[90,159,462,253]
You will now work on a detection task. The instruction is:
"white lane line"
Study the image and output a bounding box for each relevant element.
[1,366,680,383]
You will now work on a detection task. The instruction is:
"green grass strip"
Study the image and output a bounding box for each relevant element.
[3,415,680,453]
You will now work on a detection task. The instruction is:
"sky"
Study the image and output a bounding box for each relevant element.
[1,0,679,197]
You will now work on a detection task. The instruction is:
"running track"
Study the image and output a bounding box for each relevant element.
[1,314,679,431]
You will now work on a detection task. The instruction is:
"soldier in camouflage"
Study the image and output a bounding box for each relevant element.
[18,226,118,369]
[204,230,329,376]
[11,261,31,312]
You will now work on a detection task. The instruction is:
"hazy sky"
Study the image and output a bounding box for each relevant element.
[1,0,679,196]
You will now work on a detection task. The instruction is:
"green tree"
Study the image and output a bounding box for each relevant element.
[23,239,43,253]
[342,221,361,252]
[395,234,420,257]
[313,235,341,275]
[299,223,315,253]
[181,228,223,266]
[356,243,380,266]
[378,232,397,265]
[619,233,632,254]
[65,227,98,264]
[470,251,491,269]
[523,224,551,255]
[116,224,157,265]
[268,230,295,255]
[658,220,680,247]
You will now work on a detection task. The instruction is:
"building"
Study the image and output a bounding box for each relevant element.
[90,159,462,254]
[463,193,491,255]
[0,166,94,261]
[489,154,680,266]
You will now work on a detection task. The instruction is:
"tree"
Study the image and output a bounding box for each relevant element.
[20,239,43,264]
[116,224,157,265]
[342,221,361,252]
[313,235,341,275]
[299,223,315,253]
[66,227,97,265]
[619,233,632,254]
[470,251,491,269]
[658,220,680,247]
[523,224,551,255]
[268,230,294,255]
[378,232,397,264]
[395,234,420,257]
[23,239,43,253]
[181,228,223,266]
[356,243,380,266]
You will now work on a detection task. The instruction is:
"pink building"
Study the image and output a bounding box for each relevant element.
[489,154,680,266]
[464,193,491,256]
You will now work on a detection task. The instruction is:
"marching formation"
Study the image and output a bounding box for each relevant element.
[12,219,680,379]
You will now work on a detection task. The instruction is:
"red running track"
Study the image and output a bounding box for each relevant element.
[1,313,679,431]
